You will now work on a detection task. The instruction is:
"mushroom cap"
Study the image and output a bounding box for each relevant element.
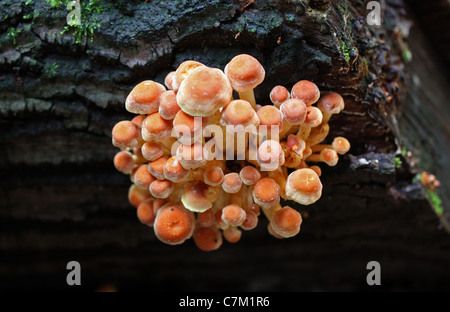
[131,115,146,128]
[271,206,302,238]
[172,110,207,144]
[203,166,224,186]
[149,179,174,199]
[172,60,205,91]
[239,166,261,185]
[112,120,141,149]
[137,199,156,226]
[159,90,180,120]
[220,100,260,127]
[302,106,323,127]
[177,66,232,117]
[270,85,290,107]
[223,226,242,243]
[257,140,285,171]
[181,181,215,213]
[253,177,280,208]
[197,209,215,227]
[332,136,351,155]
[291,80,320,106]
[240,210,258,230]
[257,105,283,131]
[286,168,322,205]
[154,204,195,245]
[113,151,135,174]
[280,98,307,125]
[176,142,207,169]
[141,141,164,161]
[222,205,247,226]
[222,172,243,193]
[147,156,169,180]
[193,226,223,251]
[141,112,173,141]
[286,134,306,157]
[164,71,176,90]
[134,164,156,190]
[164,156,190,182]
[125,80,166,115]
[224,54,265,92]
[320,148,339,166]
[128,184,151,208]
[317,92,344,115]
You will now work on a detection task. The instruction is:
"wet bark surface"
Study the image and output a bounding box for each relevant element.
[0,0,449,291]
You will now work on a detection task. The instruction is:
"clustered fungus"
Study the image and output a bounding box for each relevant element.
[112,54,351,251]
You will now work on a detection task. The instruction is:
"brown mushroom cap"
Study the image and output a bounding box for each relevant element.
[332,136,351,155]
[280,98,307,125]
[257,105,283,132]
[222,172,243,194]
[172,60,204,91]
[271,206,302,238]
[147,156,169,180]
[149,179,174,199]
[141,112,173,141]
[125,80,166,115]
[204,166,224,186]
[220,100,260,127]
[222,205,247,226]
[302,106,323,127]
[137,199,156,226]
[193,226,223,251]
[252,178,281,208]
[164,156,190,182]
[182,181,215,213]
[134,164,156,190]
[320,148,339,166]
[154,204,195,245]
[317,92,345,115]
[224,54,265,92]
[270,85,290,107]
[159,90,180,120]
[285,168,322,205]
[239,166,261,185]
[141,141,164,161]
[240,210,258,231]
[177,66,232,117]
[291,80,320,106]
[113,151,135,174]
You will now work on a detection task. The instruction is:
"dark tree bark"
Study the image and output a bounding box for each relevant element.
[0,0,449,291]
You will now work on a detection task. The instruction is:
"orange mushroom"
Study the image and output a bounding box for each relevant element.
[125,80,166,115]
[153,204,195,245]
[285,168,322,205]
[291,80,320,106]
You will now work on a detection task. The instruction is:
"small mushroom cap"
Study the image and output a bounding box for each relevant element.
[128,184,151,208]
[141,112,173,141]
[291,80,320,106]
[257,105,283,131]
[270,85,290,107]
[149,179,174,199]
[222,205,247,226]
[154,204,195,245]
[137,199,156,226]
[113,151,135,174]
[164,156,190,182]
[147,156,169,180]
[131,115,146,128]
[320,148,339,166]
[182,181,215,213]
[224,54,265,92]
[164,71,176,90]
[176,142,207,169]
[239,166,261,185]
[286,168,322,205]
[332,136,351,155]
[159,90,180,120]
[204,166,224,186]
[112,120,141,149]
[317,92,345,115]
[223,226,242,243]
[252,177,281,208]
[197,209,215,227]
[125,80,166,115]
[222,172,243,193]
[286,134,306,157]
[134,164,156,190]
[193,226,223,251]
[220,100,260,127]
[280,98,307,125]
[177,66,232,117]
[172,60,205,91]
[240,210,258,231]
[257,140,285,171]
[172,110,207,144]
[302,106,323,127]
[141,141,164,161]
[271,206,302,238]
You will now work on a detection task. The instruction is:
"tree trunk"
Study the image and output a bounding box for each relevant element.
[0,0,449,291]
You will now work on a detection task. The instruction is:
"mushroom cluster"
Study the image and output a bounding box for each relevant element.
[111,54,350,251]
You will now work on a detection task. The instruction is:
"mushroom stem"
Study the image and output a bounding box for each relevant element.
[298,125,312,141]
[238,89,257,110]
[310,144,332,153]
[305,123,329,147]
